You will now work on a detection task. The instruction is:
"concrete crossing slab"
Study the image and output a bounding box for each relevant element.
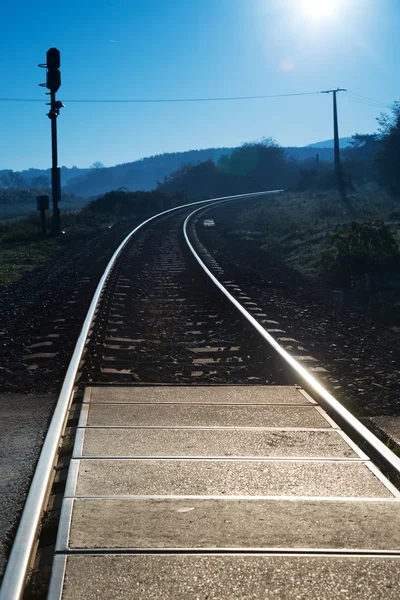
[81,404,332,428]
[50,554,400,600]
[85,386,313,405]
[69,459,393,498]
[55,385,400,599]
[60,498,400,551]
[75,428,359,459]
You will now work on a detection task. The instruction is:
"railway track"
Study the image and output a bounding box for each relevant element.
[1,191,400,599]
[81,209,277,385]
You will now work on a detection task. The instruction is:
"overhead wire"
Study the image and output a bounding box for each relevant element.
[347,91,389,105]
[0,91,393,111]
[343,95,383,108]
[0,91,322,104]
[345,91,389,108]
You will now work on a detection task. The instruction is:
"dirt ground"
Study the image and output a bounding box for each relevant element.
[0,393,56,581]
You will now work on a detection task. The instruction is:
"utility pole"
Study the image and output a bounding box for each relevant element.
[39,48,64,236]
[321,88,346,197]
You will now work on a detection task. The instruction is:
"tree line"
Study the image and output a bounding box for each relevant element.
[157,103,400,199]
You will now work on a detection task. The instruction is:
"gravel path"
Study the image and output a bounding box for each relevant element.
[0,393,55,580]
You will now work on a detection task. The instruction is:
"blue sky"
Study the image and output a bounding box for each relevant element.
[0,0,399,170]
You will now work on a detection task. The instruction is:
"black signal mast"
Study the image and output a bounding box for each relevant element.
[39,48,64,236]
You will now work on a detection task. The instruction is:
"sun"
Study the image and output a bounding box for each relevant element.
[301,0,341,20]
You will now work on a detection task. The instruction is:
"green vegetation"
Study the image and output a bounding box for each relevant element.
[322,220,399,289]
[0,189,187,286]
[0,240,58,285]
[159,140,297,197]
[227,189,400,324]
[0,187,86,220]
[87,189,185,216]
[0,212,96,286]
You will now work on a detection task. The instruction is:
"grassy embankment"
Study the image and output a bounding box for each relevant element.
[227,187,400,325]
[0,211,113,286]
[0,187,93,285]
[0,189,184,286]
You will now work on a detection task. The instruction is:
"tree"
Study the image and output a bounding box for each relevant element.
[160,160,218,197]
[31,175,50,188]
[375,102,400,193]
[87,189,178,216]
[0,171,27,188]
[158,140,298,197]
[90,161,105,169]
[342,134,380,185]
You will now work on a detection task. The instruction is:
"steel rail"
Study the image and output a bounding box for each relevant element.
[183,206,400,476]
[0,189,281,600]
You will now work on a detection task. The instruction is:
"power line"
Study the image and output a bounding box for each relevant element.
[343,95,381,107]
[0,90,393,109]
[0,91,322,104]
[345,92,388,109]
[343,96,387,110]
[346,91,389,108]
[0,89,394,110]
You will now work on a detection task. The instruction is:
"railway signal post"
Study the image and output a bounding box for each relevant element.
[39,48,64,236]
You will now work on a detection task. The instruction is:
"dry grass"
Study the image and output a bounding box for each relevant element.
[233,189,400,281]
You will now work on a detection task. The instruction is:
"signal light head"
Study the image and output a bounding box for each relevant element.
[46,48,60,70]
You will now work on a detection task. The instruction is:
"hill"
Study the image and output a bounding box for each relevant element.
[64,148,233,198]
[306,137,354,149]
[0,138,352,203]
[285,147,334,161]
[63,143,341,198]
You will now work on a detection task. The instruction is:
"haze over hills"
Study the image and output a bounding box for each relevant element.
[0,139,351,199]
[306,137,354,149]
[62,142,341,197]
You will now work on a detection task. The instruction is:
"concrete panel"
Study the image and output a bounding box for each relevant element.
[79,428,358,459]
[55,554,400,600]
[86,386,312,405]
[73,459,392,498]
[67,498,400,551]
[84,404,329,428]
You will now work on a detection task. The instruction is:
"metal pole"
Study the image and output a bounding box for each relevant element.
[333,90,343,195]
[49,90,61,236]
[321,88,347,198]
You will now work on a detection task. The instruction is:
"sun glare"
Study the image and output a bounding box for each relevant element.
[301,0,340,20]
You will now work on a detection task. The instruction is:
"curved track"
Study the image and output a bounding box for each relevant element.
[1,191,400,600]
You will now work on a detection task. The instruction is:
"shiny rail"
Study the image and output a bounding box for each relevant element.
[183,205,400,475]
[0,190,281,600]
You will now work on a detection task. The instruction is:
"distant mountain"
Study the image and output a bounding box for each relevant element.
[63,145,339,198]
[306,137,354,149]
[62,148,233,198]
[0,165,91,186]
[0,138,350,200]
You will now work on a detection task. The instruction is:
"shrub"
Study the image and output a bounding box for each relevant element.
[322,220,399,289]
[86,189,184,216]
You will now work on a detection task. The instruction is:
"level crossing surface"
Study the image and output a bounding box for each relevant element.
[48,385,400,599]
